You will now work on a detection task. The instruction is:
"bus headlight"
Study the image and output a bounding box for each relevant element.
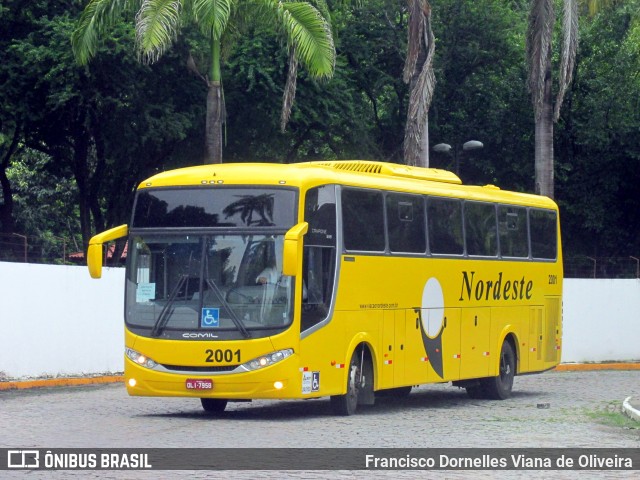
[126,348,157,369]
[241,349,294,371]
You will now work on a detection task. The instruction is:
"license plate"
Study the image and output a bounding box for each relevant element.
[186,379,213,390]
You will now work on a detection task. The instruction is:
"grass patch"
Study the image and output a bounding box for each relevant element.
[586,402,640,430]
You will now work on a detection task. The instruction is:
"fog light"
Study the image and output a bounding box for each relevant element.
[274,381,284,390]
[128,378,137,388]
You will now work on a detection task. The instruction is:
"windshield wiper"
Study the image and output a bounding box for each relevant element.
[151,274,188,337]
[205,279,251,338]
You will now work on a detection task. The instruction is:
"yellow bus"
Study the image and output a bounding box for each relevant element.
[88,160,562,415]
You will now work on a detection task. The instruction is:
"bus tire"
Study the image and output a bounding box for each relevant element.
[330,350,363,416]
[201,398,228,414]
[465,384,485,399]
[483,340,515,400]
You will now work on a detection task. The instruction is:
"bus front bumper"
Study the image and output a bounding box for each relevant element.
[124,356,303,400]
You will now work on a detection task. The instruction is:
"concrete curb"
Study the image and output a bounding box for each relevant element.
[622,396,640,422]
[1,362,640,391]
[0,375,123,391]
[553,362,640,372]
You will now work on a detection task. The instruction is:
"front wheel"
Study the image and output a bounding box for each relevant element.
[330,351,362,416]
[483,340,516,400]
[201,398,228,414]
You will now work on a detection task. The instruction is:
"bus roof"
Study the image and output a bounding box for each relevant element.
[139,160,557,210]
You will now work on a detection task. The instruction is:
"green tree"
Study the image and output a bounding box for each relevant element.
[556,0,640,261]
[6,150,82,262]
[429,0,532,188]
[336,0,409,161]
[2,2,204,249]
[72,0,336,164]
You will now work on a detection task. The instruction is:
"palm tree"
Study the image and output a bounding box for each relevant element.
[527,0,578,198]
[223,193,275,226]
[403,0,435,168]
[72,0,335,164]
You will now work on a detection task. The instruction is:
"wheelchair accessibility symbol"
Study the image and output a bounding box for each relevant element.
[301,371,320,394]
[201,308,220,328]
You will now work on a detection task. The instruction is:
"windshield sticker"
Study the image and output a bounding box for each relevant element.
[201,308,220,328]
[302,371,320,394]
[136,283,156,303]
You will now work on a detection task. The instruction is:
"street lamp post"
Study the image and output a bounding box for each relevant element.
[433,140,484,176]
[51,236,67,264]
[586,256,597,279]
[11,233,27,262]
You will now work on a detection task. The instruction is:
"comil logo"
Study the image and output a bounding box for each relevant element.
[8,450,39,469]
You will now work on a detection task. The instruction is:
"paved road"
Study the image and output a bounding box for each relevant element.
[1,369,639,479]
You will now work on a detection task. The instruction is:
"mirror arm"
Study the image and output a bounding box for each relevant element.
[282,222,308,277]
[87,224,129,279]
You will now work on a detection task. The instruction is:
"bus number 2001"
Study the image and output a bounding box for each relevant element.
[205,349,241,363]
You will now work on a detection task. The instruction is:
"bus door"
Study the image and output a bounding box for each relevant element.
[382,308,436,388]
[459,308,492,379]
[381,310,404,387]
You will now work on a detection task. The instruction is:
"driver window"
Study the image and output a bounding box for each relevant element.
[302,185,337,332]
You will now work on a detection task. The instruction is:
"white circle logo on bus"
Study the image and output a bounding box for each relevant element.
[421,277,445,338]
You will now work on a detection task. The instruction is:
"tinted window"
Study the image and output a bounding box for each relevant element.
[530,209,557,259]
[386,194,426,253]
[302,186,337,332]
[133,188,296,229]
[427,197,463,255]
[304,186,336,247]
[465,202,498,257]
[342,189,385,252]
[498,206,529,258]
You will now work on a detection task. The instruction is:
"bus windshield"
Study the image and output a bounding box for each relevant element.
[125,234,295,339]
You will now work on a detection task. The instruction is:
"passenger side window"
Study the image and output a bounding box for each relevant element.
[464,202,498,257]
[498,206,529,258]
[530,209,557,259]
[342,189,385,252]
[386,194,426,254]
[427,197,463,255]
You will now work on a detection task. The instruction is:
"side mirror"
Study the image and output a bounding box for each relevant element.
[87,224,129,279]
[282,222,308,277]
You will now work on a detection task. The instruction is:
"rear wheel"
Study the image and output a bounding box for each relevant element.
[330,351,363,416]
[465,384,485,399]
[483,340,516,400]
[201,398,228,414]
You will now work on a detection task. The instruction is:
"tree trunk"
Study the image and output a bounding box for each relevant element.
[0,124,20,237]
[205,81,224,164]
[405,45,429,168]
[204,37,224,164]
[403,0,435,168]
[535,59,554,198]
[0,166,15,235]
[72,125,93,250]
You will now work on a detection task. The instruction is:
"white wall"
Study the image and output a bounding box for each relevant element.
[0,262,125,379]
[0,262,638,379]
[561,278,640,363]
